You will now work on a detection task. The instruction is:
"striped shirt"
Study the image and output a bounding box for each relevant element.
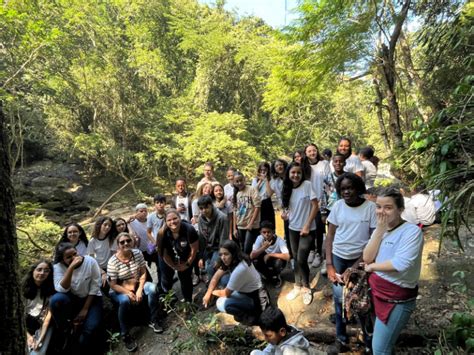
[107,249,145,283]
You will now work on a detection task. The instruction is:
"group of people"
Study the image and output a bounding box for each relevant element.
[23,137,426,354]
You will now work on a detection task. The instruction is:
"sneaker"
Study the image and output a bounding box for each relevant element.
[148,321,164,334]
[123,333,138,352]
[311,253,322,268]
[273,275,282,288]
[286,286,301,301]
[192,273,200,286]
[302,288,313,305]
[307,250,315,263]
[327,339,350,354]
[321,260,327,275]
[290,259,295,270]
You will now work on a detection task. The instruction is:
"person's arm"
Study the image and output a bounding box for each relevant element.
[135,265,147,302]
[365,260,396,272]
[212,287,232,298]
[301,199,319,236]
[74,295,95,324]
[227,211,234,240]
[163,249,177,270]
[186,240,199,267]
[250,239,269,260]
[245,206,260,230]
[219,215,230,245]
[109,279,136,302]
[266,252,290,262]
[146,227,155,244]
[325,223,337,283]
[59,256,83,290]
[264,179,274,198]
[33,309,52,350]
[203,268,226,307]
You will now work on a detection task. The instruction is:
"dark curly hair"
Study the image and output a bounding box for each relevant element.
[281,162,305,209]
[22,259,55,300]
[270,159,288,179]
[335,172,367,197]
[215,240,251,271]
[59,222,88,247]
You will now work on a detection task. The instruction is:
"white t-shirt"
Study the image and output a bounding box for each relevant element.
[343,155,364,174]
[176,195,190,221]
[25,291,45,318]
[309,160,331,201]
[75,240,88,256]
[227,261,262,293]
[270,177,283,209]
[87,237,117,270]
[224,183,234,202]
[401,194,436,226]
[130,218,149,252]
[361,160,377,188]
[54,255,102,298]
[288,180,317,231]
[251,178,271,200]
[375,222,423,288]
[328,199,377,259]
[252,235,289,255]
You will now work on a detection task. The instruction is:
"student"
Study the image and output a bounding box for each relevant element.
[322,153,346,216]
[23,260,55,355]
[146,195,166,266]
[197,162,218,189]
[212,183,233,218]
[250,221,290,287]
[250,306,312,355]
[191,182,212,225]
[322,148,332,161]
[302,143,330,268]
[401,186,436,227]
[252,162,275,227]
[171,178,193,221]
[282,162,319,305]
[233,171,262,254]
[203,240,264,325]
[157,210,199,303]
[363,187,423,355]
[270,159,290,258]
[50,243,102,353]
[359,147,377,189]
[292,149,304,164]
[325,173,376,354]
[197,195,229,281]
[336,137,364,177]
[87,216,117,286]
[59,223,88,256]
[128,203,149,254]
[223,167,236,203]
[108,232,163,352]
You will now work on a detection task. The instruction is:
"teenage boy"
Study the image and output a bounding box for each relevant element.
[250,306,314,355]
[171,178,193,221]
[197,195,229,281]
[250,221,290,287]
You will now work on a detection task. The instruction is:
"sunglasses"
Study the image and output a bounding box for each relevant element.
[119,239,132,245]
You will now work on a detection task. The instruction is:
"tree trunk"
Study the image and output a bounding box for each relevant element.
[0,100,26,354]
[372,77,391,151]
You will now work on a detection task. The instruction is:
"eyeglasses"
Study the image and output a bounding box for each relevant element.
[119,239,132,245]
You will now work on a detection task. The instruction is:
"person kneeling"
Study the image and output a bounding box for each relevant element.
[108,232,163,352]
[251,306,313,355]
[203,240,265,325]
[250,221,290,287]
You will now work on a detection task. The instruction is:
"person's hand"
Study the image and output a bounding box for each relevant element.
[263,254,271,263]
[177,205,185,213]
[376,211,389,232]
[364,263,374,273]
[300,225,310,236]
[175,262,188,272]
[135,288,143,303]
[69,255,84,269]
[127,291,136,303]
[244,224,253,230]
[101,272,107,287]
[203,292,212,308]
[281,210,289,221]
[27,333,35,350]
[262,239,272,249]
[74,307,89,326]
[198,259,204,269]
[327,264,337,283]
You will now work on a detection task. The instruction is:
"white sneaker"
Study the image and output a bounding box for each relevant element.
[302,288,313,305]
[321,260,327,275]
[311,253,322,268]
[307,250,315,263]
[286,286,301,301]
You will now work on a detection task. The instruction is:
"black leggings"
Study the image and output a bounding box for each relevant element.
[289,229,315,288]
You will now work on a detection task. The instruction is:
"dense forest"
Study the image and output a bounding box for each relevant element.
[0,0,472,353]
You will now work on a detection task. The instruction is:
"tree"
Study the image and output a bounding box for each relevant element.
[0,100,26,354]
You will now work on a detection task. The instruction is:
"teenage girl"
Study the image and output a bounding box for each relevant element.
[251,162,275,227]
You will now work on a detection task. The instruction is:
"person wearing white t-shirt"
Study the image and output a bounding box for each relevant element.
[325,173,376,354]
[401,190,436,226]
[335,137,364,177]
[250,221,290,286]
[359,147,378,189]
[202,240,263,326]
[281,162,319,305]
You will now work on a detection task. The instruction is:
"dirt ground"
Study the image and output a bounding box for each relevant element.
[107,223,473,354]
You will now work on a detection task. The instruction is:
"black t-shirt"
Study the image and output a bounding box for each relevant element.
[161,222,198,263]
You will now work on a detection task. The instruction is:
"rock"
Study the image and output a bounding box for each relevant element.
[42,201,66,212]
[31,176,68,188]
[51,189,73,202]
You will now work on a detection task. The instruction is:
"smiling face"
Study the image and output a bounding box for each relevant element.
[376,196,403,228]
[226,170,235,184]
[340,178,358,204]
[274,161,285,175]
[176,180,186,195]
[332,156,346,174]
[293,152,302,164]
[338,139,351,156]
[115,219,127,233]
[305,145,318,162]
[117,234,133,251]
[66,225,80,245]
[166,212,181,233]
[233,175,246,191]
[100,220,112,237]
[219,247,232,267]
[202,183,212,195]
[289,166,303,186]
[213,185,224,200]
[33,262,51,286]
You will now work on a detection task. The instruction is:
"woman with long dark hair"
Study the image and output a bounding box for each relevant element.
[23,259,55,354]
[281,162,319,305]
[363,187,423,354]
[336,137,364,177]
[251,161,275,227]
[202,240,263,325]
[59,223,88,256]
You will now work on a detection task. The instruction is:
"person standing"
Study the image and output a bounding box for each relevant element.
[171,178,193,222]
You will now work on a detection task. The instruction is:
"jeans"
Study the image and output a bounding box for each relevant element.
[238,228,260,255]
[109,282,159,335]
[372,300,416,354]
[49,293,102,351]
[289,229,315,287]
[203,250,220,279]
[216,291,256,323]
[159,257,193,302]
[331,254,372,346]
[253,253,286,279]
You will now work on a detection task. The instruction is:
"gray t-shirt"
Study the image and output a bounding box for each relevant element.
[227,261,262,293]
[147,212,165,240]
[328,199,377,260]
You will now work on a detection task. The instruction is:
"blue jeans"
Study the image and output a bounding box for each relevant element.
[203,250,220,279]
[109,282,159,335]
[49,293,102,351]
[372,300,416,354]
[216,291,255,320]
